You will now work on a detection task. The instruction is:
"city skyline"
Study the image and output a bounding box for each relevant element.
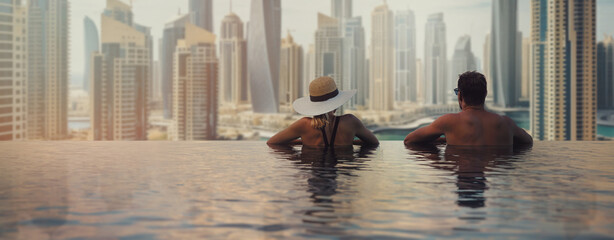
[2,0,614,141]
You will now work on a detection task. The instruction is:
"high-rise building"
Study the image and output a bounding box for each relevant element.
[597,35,614,110]
[170,23,218,140]
[189,0,213,32]
[152,60,162,103]
[343,16,366,109]
[520,37,531,103]
[220,12,248,106]
[491,0,521,108]
[134,23,154,101]
[248,0,281,113]
[91,0,150,140]
[161,14,190,119]
[531,0,596,141]
[315,13,343,91]
[28,0,69,140]
[279,32,303,112]
[483,34,494,103]
[0,1,27,141]
[303,44,316,98]
[394,9,417,103]
[416,59,424,103]
[424,13,447,105]
[370,3,394,111]
[331,0,351,19]
[450,35,477,82]
[84,16,100,93]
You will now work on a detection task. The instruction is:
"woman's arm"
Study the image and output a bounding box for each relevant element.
[350,115,379,146]
[266,118,306,145]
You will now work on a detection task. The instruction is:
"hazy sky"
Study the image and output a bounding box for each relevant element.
[69,0,614,86]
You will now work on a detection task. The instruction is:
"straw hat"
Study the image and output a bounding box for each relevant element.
[293,76,357,116]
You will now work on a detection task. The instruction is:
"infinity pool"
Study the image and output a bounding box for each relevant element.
[1,142,613,239]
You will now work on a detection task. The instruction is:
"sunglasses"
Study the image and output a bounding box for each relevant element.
[454,88,459,96]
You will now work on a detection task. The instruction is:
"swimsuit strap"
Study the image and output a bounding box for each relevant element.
[330,117,340,147]
[320,126,329,147]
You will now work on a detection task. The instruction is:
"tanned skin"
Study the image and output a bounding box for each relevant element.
[267,111,379,147]
[404,94,533,146]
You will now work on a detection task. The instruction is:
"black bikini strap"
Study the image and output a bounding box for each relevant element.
[321,127,329,147]
[330,117,340,147]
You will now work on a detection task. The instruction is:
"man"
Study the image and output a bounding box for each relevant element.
[404,71,533,146]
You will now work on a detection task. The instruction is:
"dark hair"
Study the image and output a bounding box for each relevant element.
[457,71,487,106]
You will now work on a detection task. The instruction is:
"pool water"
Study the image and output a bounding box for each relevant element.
[1,142,613,239]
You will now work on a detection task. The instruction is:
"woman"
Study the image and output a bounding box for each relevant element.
[267,76,379,147]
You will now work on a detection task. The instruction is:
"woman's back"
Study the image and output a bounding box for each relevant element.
[267,114,379,147]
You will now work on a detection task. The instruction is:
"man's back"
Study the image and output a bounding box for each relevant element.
[443,110,513,146]
[404,109,532,146]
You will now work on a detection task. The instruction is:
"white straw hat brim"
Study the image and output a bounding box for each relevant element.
[293,89,357,116]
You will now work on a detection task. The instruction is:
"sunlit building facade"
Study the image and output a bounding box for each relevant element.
[27,0,69,140]
[0,1,27,141]
[370,3,394,111]
[531,0,596,141]
[279,32,303,112]
[170,23,218,140]
[91,1,150,140]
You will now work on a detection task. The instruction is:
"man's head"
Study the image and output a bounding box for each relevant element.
[457,71,487,109]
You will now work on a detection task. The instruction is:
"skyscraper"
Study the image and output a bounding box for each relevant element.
[491,0,521,108]
[248,0,281,113]
[279,32,303,112]
[220,12,248,106]
[303,44,316,98]
[161,13,190,119]
[531,0,596,141]
[597,35,614,110]
[170,23,218,140]
[520,37,531,103]
[424,13,447,105]
[394,9,417,103]
[370,3,394,111]
[315,13,343,91]
[343,16,366,109]
[0,1,27,141]
[91,0,150,140]
[189,0,213,32]
[416,59,424,103]
[331,0,351,19]
[483,34,494,103]
[450,35,477,81]
[84,16,100,93]
[28,0,69,140]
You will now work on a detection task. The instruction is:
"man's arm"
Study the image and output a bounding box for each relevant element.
[504,116,533,145]
[267,118,306,145]
[404,115,450,145]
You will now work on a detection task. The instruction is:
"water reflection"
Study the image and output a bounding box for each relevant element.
[407,144,529,209]
[268,145,376,236]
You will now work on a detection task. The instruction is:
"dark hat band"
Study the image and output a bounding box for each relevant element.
[310,89,339,102]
